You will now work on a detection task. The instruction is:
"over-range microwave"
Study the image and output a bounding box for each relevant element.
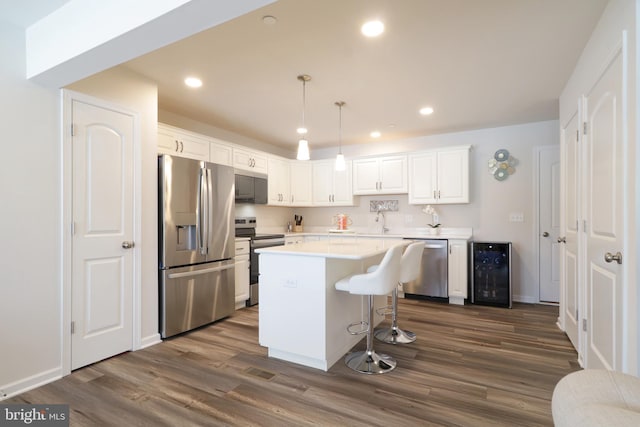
[235,171,267,204]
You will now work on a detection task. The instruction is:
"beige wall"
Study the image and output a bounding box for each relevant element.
[0,22,61,396]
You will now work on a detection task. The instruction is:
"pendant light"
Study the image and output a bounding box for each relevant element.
[296,74,311,160]
[334,101,346,171]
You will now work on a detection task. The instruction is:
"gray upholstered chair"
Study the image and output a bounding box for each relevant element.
[552,369,640,426]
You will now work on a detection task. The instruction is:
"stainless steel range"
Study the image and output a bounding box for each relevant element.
[235,217,285,306]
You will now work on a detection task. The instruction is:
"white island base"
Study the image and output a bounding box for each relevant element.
[257,239,406,371]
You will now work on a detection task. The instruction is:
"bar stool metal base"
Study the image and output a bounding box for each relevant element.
[374,326,416,344]
[344,349,396,374]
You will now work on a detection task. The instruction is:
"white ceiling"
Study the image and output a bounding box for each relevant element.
[10,0,609,152]
[1,0,71,27]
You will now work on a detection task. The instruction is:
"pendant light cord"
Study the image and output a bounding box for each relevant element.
[336,101,345,154]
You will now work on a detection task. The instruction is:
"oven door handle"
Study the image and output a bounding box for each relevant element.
[251,240,285,249]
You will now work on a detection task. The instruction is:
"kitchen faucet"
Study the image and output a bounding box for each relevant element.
[375,207,389,234]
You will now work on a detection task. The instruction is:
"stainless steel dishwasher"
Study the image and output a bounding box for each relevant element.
[403,238,448,299]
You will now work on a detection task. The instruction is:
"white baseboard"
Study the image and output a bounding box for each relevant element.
[138,333,162,350]
[0,367,62,401]
[513,294,537,304]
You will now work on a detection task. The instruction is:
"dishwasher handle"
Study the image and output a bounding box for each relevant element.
[424,243,446,249]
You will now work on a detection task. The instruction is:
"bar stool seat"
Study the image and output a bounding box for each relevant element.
[374,241,424,344]
[335,245,402,374]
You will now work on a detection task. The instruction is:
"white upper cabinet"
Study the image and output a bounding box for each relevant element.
[289,161,313,206]
[233,147,268,174]
[267,156,290,205]
[209,138,232,166]
[352,155,408,195]
[409,146,470,204]
[158,123,210,161]
[312,159,353,206]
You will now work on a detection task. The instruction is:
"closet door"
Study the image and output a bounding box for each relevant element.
[560,111,580,351]
[583,47,625,370]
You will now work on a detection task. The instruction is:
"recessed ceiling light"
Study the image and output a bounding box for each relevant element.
[262,15,277,25]
[184,77,202,88]
[361,20,384,37]
[296,127,308,135]
[419,106,434,115]
[370,131,381,138]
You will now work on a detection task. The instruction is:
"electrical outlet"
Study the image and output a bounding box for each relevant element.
[509,212,524,222]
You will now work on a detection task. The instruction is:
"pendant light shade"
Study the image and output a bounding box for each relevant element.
[297,139,310,161]
[296,75,311,160]
[335,101,346,171]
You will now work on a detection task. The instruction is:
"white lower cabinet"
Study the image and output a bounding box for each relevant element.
[235,238,250,310]
[447,239,468,305]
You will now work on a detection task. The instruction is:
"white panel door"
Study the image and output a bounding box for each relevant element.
[539,146,561,302]
[584,48,624,370]
[561,112,581,350]
[72,100,134,370]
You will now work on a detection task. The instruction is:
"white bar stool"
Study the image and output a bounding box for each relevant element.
[374,241,424,344]
[335,245,402,374]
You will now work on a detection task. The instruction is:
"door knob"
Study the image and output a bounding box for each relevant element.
[557,237,566,243]
[604,252,622,264]
[122,241,135,249]
[542,232,549,237]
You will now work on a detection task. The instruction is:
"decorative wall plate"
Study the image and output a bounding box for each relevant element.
[494,149,510,161]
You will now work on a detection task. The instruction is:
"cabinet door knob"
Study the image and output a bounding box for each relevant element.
[557,237,566,243]
[542,231,549,237]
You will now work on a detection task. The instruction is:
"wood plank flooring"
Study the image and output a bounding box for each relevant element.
[7,299,579,426]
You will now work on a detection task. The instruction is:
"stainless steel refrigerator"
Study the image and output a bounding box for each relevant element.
[158,155,235,338]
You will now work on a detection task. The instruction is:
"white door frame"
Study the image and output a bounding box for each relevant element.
[61,89,142,375]
[533,145,560,305]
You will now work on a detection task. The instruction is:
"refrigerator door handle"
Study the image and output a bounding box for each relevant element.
[205,167,213,255]
[167,263,234,279]
[197,167,207,255]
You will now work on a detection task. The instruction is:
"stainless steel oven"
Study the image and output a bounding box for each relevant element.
[235,217,285,306]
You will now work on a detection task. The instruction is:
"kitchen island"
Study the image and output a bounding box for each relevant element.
[256,238,408,371]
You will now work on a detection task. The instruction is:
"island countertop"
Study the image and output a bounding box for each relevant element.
[255,238,407,260]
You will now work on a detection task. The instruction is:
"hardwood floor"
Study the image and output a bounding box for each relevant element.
[7,299,579,426]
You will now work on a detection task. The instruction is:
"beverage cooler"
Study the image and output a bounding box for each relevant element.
[470,242,512,308]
